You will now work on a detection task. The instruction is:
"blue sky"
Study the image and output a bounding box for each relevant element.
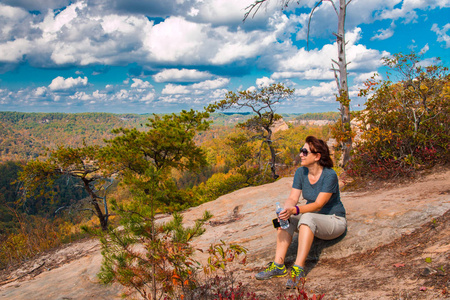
[0,0,449,114]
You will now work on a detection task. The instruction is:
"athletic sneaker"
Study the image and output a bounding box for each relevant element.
[285,265,305,289]
[255,262,287,280]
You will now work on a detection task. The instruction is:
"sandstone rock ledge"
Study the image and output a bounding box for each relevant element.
[177,170,450,268]
[1,168,449,299]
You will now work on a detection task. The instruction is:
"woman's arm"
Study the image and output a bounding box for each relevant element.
[278,188,301,220]
[298,192,332,213]
[279,191,333,220]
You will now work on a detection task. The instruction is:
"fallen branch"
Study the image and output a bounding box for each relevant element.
[0,261,45,286]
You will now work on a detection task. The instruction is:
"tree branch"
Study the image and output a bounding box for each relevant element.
[327,0,339,15]
[243,0,268,21]
[307,1,323,50]
[0,262,45,285]
[331,64,341,91]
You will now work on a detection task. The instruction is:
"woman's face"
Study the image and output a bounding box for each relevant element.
[300,143,319,167]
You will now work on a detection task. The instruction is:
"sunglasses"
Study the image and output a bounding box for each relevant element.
[299,147,317,156]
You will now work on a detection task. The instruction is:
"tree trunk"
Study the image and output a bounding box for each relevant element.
[337,0,352,167]
[268,141,279,179]
[82,178,108,231]
[150,192,157,300]
[266,130,279,179]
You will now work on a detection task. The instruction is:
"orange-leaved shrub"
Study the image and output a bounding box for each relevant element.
[0,213,87,269]
[348,52,449,179]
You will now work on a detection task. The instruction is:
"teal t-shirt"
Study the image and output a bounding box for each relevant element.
[292,167,346,217]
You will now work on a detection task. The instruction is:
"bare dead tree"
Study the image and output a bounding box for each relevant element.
[245,0,354,167]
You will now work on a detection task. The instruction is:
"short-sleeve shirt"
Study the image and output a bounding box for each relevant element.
[292,167,346,217]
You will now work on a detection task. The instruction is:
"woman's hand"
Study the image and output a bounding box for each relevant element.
[279,207,295,220]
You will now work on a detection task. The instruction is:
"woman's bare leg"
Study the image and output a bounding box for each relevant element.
[294,224,314,267]
[274,228,292,265]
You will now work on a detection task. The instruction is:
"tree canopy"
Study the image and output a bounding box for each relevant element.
[18,144,112,230]
[209,83,294,179]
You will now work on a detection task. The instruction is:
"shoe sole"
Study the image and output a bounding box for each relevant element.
[255,273,287,280]
[286,284,299,289]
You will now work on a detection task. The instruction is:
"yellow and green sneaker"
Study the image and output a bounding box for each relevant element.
[285,265,305,289]
[255,262,287,280]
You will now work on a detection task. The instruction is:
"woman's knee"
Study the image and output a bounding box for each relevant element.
[299,213,315,224]
[298,213,317,234]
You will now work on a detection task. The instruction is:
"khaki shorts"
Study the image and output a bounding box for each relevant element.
[284,213,347,240]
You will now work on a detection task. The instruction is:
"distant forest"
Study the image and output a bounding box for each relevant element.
[295,112,340,121]
[0,111,337,162]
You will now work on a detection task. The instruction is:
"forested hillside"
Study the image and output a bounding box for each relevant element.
[0,112,303,162]
[294,111,340,121]
[0,112,146,161]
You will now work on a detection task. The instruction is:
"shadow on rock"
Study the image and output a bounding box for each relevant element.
[284,229,348,274]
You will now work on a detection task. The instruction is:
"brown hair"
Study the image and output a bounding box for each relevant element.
[305,136,334,168]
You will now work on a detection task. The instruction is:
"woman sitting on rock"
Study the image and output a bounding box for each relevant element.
[255,135,347,289]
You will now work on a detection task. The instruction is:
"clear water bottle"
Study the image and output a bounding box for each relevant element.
[275,202,289,229]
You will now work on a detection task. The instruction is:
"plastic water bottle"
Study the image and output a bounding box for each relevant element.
[275,202,289,229]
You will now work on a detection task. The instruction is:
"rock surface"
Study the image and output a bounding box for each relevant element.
[1,168,449,299]
[270,118,289,133]
[177,169,450,266]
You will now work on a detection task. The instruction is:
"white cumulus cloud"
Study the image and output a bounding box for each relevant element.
[191,78,230,90]
[190,0,279,27]
[161,77,230,96]
[0,3,29,20]
[162,84,190,95]
[34,87,47,96]
[70,91,92,101]
[294,81,337,103]
[0,39,31,63]
[144,16,208,63]
[431,23,450,48]
[353,72,380,84]
[141,92,155,102]
[371,23,396,41]
[49,76,89,91]
[268,28,386,81]
[131,78,152,89]
[256,76,275,88]
[153,69,213,83]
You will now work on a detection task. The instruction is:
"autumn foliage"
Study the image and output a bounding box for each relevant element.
[349,52,449,179]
